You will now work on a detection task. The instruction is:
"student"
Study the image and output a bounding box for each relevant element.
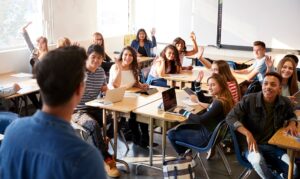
[172,32,198,70]
[56,37,71,48]
[226,72,298,178]
[0,46,106,178]
[0,112,18,135]
[21,21,48,68]
[233,41,267,82]
[108,46,153,148]
[146,44,181,87]
[197,59,241,103]
[72,44,120,177]
[130,28,157,57]
[21,21,46,109]
[92,32,114,76]
[168,73,234,156]
[0,84,20,111]
[108,46,148,90]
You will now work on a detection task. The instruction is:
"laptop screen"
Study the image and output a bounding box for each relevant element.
[162,88,177,111]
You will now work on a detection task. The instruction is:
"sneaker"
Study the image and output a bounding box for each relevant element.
[104,158,121,178]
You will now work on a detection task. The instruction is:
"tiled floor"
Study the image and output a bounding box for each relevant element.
[108,131,262,179]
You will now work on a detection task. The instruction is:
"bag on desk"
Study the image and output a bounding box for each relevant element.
[163,157,196,179]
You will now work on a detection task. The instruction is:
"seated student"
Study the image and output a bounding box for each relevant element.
[130,28,157,57]
[72,44,120,178]
[146,44,181,87]
[226,72,298,178]
[196,58,241,104]
[168,73,234,156]
[56,37,71,48]
[0,112,18,135]
[0,84,21,110]
[0,46,106,178]
[233,41,268,83]
[172,32,198,70]
[92,32,114,76]
[108,46,155,148]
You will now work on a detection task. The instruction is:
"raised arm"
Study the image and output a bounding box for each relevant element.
[185,32,198,56]
[150,28,157,48]
[197,46,212,69]
[21,22,35,53]
[155,58,166,77]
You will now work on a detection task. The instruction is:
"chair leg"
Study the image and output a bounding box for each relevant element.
[238,168,252,179]
[197,153,210,179]
[216,144,232,176]
[119,129,129,151]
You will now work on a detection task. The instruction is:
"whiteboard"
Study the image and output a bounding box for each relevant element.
[221,0,300,50]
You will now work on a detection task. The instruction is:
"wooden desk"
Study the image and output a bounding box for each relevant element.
[162,66,245,89]
[85,87,167,172]
[133,90,204,170]
[268,124,300,179]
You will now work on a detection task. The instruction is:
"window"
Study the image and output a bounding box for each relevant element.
[97,0,129,37]
[0,0,43,51]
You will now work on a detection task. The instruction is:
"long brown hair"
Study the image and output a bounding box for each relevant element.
[117,46,139,83]
[213,60,241,101]
[207,73,234,115]
[160,44,181,74]
[277,57,298,95]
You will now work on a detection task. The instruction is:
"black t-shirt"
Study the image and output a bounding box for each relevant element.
[138,46,147,57]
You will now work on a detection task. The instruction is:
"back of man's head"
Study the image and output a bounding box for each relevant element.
[34,46,87,106]
[253,41,266,49]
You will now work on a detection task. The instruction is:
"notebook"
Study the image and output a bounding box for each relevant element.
[96,87,126,105]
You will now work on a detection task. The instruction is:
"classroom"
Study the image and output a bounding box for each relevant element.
[0,0,300,178]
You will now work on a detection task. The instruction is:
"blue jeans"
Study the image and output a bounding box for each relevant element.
[167,124,211,155]
[146,75,169,87]
[245,144,298,179]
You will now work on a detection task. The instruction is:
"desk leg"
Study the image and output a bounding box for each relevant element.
[162,121,167,163]
[102,109,107,138]
[149,117,153,166]
[112,111,129,172]
[287,149,295,179]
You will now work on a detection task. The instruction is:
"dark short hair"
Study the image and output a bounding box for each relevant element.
[284,54,299,65]
[253,41,266,49]
[87,44,104,56]
[34,46,87,106]
[264,72,282,84]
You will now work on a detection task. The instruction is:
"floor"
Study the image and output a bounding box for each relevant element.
[108,130,262,179]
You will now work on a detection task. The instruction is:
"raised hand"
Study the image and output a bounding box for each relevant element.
[22,21,32,32]
[265,55,274,68]
[150,28,156,36]
[190,32,196,41]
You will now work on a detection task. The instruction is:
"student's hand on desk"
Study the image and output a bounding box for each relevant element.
[101,85,108,93]
[13,83,21,92]
[190,95,199,103]
[174,107,182,113]
[139,83,149,91]
[285,121,298,136]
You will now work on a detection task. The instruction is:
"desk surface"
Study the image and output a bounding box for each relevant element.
[85,87,167,113]
[268,124,300,151]
[0,72,39,99]
[133,90,204,123]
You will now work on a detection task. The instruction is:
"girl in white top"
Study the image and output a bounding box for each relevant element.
[108,46,148,90]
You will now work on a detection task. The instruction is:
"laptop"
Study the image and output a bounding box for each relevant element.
[96,87,126,105]
[162,88,185,115]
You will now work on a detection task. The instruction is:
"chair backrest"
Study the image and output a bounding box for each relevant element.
[175,120,228,152]
[228,125,253,169]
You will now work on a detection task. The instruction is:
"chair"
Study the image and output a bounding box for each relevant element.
[175,120,232,179]
[228,125,253,179]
